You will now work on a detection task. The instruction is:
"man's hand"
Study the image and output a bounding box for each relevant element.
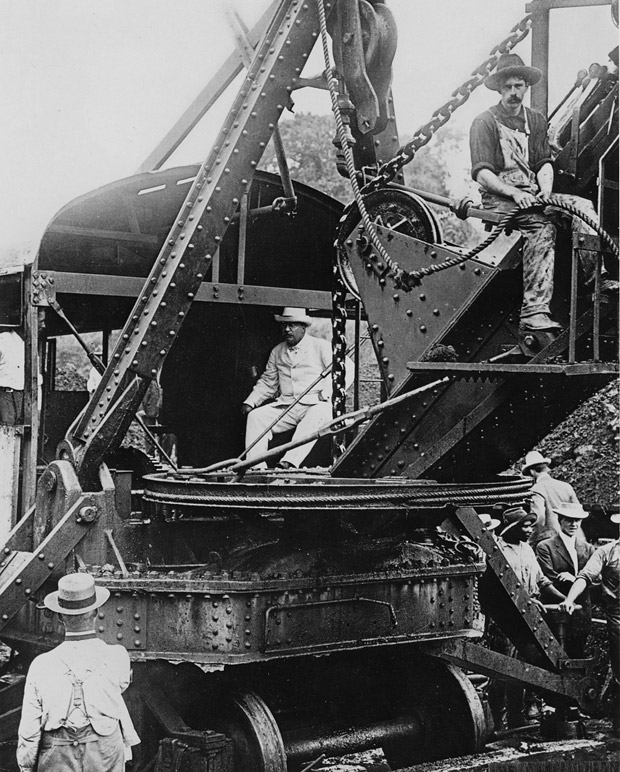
[511,189,539,209]
[532,598,546,613]
[557,571,576,583]
[241,404,253,416]
[559,599,576,614]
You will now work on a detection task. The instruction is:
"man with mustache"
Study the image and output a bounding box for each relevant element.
[470,53,559,333]
[242,308,353,470]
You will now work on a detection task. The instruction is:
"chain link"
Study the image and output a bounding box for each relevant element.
[364,15,533,192]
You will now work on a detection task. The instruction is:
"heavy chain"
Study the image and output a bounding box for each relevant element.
[364,14,533,192]
[325,7,533,290]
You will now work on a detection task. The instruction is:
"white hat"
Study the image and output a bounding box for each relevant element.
[478,513,500,530]
[553,503,589,520]
[44,573,110,615]
[274,307,312,326]
[522,450,551,474]
[611,513,620,524]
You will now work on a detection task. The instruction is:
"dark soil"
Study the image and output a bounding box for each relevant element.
[511,380,619,509]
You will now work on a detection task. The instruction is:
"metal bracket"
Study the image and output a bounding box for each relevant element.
[425,638,600,712]
[31,272,56,307]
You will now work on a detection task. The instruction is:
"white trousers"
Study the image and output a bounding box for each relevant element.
[245,401,332,468]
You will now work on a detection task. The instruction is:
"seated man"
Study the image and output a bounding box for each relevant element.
[242,308,353,470]
[470,53,607,335]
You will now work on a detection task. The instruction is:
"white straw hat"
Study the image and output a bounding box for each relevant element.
[44,573,110,615]
[273,307,312,326]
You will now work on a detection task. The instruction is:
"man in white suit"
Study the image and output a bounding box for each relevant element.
[242,308,353,469]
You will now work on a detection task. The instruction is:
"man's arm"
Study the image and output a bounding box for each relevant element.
[535,540,561,583]
[530,491,546,532]
[242,348,280,412]
[475,168,539,209]
[559,577,588,614]
[560,545,606,613]
[16,672,43,772]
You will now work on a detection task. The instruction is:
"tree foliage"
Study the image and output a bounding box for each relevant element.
[258,113,351,202]
[260,113,480,245]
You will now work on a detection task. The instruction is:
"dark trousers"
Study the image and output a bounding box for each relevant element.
[0,389,23,425]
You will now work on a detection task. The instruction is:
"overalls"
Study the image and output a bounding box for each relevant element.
[37,660,125,772]
[481,110,557,325]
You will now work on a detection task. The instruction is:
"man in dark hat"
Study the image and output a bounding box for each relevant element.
[242,308,353,470]
[485,506,565,728]
[470,53,560,333]
[17,573,139,772]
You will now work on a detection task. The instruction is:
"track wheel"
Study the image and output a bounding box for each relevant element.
[214,690,287,772]
[382,659,488,768]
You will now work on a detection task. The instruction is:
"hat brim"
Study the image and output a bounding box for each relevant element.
[522,457,551,473]
[554,509,589,520]
[611,513,620,524]
[485,65,542,92]
[274,315,312,325]
[500,513,536,536]
[44,586,110,615]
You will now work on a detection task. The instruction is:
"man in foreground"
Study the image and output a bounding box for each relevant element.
[17,573,139,771]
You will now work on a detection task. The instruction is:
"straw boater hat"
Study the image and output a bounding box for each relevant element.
[485,53,542,92]
[521,450,551,475]
[499,506,536,536]
[274,307,312,326]
[44,573,110,615]
[553,503,589,520]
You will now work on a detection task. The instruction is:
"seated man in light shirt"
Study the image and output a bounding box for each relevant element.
[242,308,353,470]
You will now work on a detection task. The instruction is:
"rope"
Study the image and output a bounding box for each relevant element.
[143,477,531,510]
[319,1,618,287]
[317,0,412,291]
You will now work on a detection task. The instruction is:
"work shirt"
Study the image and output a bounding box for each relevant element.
[17,637,139,771]
[578,539,620,613]
[0,330,24,390]
[529,472,581,546]
[469,103,553,182]
[244,333,353,409]
[497,538,553,598]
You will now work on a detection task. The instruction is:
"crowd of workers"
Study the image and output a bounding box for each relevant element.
[482,451,620,733]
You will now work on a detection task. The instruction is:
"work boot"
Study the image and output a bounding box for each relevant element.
[520,312,562,331]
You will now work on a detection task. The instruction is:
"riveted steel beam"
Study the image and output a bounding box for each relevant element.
[69,0,326,481]
[454,508,569,671]
[426,639,599,711]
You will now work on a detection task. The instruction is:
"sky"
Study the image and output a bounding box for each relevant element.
[0,0,616,250]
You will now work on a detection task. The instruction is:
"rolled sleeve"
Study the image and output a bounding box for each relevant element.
[577,548,605,586]
[470,112,501,181]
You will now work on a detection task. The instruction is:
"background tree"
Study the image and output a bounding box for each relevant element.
[260,113,481,245]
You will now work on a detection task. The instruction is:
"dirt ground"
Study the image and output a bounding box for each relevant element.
[314,718,620,772]
[511,379,619,509]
